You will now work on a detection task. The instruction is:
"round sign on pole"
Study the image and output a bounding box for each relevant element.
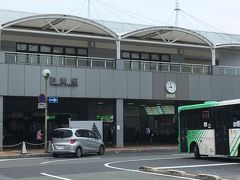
[38,93,46,103]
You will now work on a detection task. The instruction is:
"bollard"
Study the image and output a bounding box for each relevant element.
[48,141,52,153]
[21,141,28,154]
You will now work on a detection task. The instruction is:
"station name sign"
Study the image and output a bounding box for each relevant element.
[50,77,78,87]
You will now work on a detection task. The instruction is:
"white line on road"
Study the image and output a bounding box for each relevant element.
[155,162,240,169]
[104,157,200,180]
[41,173,72,180]
[41,157,101,165]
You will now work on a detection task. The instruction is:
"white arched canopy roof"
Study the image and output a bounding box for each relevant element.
[121,26,214,49]
[216,43,240,49]
[1,14,118,40]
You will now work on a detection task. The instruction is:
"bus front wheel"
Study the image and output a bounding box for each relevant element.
[193,144,200,159]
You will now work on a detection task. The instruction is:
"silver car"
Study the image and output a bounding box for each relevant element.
[51,128,105,157]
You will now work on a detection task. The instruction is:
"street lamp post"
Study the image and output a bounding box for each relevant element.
[42,69,51,152]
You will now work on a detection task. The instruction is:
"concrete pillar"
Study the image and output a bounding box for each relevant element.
[115,38,124,70]
[116,99,124,147]
[0,97,3,150]
[211,48,216,66]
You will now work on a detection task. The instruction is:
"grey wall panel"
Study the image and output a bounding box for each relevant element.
[140,72,152,99]
[176,73,188,100]
[232,76,240,99]
[0,64,8,95]
[40,67,57,97]
[56,67,72,97]
[189,75,200,100]
[221,76,234,100]
[86,69,100,97]
[114,71,127,98]
[152,72,164,99]
[200,76,211,100]
[25,66,41,97]
[8,65,24,96]
[71,68,86,97]
[127,71,140,99]
[100,70,114,98]
[210,76,222,101]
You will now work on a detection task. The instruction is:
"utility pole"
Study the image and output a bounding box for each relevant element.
[174,0,180,26]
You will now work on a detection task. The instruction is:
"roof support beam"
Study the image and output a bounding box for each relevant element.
[170,34,187,44]
[45,19,61,34]
[41,18,64,31]
[156,31,167,43]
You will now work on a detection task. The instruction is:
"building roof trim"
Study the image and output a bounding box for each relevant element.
[216,43,240,49]
[1,14,118,40]
[121,26,214,48]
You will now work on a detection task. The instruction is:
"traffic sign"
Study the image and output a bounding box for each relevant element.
[48,96,58,104]
[38,93,46,103]
[38,103,46,109]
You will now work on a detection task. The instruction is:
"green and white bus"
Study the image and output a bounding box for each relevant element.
[178,99,240,158]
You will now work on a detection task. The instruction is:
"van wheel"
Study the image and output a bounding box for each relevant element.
[98,145,105,155]
[193,144,200,159]
[75,147,82,158]
[52,153,59,158]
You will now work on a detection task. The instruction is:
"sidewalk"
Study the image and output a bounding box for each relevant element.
[0,144,178,159]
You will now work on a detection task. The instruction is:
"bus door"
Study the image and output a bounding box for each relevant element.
[179,112,188,152]
[214,108,230,155]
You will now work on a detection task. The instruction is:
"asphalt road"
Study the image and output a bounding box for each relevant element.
[0,151,239,180]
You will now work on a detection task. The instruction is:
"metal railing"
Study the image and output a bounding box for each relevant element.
[124,59,211,75]
[218,65,240,76]
[4,51,116,70]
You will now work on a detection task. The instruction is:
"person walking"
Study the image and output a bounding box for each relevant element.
[107,126,113,146]
[36,129,44,143]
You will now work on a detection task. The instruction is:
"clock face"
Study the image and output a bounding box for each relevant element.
[166,81,176,94]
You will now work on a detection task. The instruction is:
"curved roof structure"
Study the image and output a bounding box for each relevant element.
[1,14,118,40]
[121,26,214,48]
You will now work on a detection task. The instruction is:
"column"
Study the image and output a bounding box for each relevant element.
[211,47,216,66]
[0,97,3,150]
[116,99,124,147]
[115,38,124,70]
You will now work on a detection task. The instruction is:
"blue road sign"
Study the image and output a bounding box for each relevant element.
[38,93,46,103]
[48,96,58,104]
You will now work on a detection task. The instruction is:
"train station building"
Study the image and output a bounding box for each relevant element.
[0,10,240,147]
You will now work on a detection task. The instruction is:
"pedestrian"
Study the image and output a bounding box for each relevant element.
[133,125,140,144]
[145,127,151,145]
[107,126,113,146]
[36,129,44,143]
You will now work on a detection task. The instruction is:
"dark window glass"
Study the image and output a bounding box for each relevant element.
[53,46,63,54]
[28,44,38,52]
[131,52,140,59]
[17,43,27,51]
[77,48,87,56]
[122,51,131,59]
[161,54,170,61]
[141,53,150,60]
[78,130,89,137]
[40,45,51,53]
[89,131,98,139]
[65,47,76,55]
[151,54,160,60]
[52,129,72,138]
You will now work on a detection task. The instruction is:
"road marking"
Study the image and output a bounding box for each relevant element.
[41,173,72,180]
[104,157,200,180]
[0,157,49,162]
[41,157,101,165]
[155,162,240,169]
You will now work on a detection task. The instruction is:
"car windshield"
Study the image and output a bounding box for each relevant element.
[52,129,73,138]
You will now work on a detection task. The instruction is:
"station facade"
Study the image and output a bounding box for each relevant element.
[1,11,240,147]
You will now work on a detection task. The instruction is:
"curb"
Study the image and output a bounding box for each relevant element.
[139,166,226,180]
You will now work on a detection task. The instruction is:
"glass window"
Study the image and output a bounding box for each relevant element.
[40,45,51,53]
[141,53,150,60]
[161,54,170,61]
[17,43,27,51]
[77,48,87,56]
[52,129,73,138]
[131,52,140,59]
[53,46,63,54]
[151,54,160,60]
[65,47,76,55]
[28,44,38,52]
[122,51,130,59]
[78,130,89,137]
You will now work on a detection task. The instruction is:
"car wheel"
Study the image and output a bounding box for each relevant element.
[75,147,82,158]
[193,144,200,159]
[98,145,105,155]
[52,153,59,158]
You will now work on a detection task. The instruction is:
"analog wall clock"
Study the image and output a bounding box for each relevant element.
[166,81,176,94]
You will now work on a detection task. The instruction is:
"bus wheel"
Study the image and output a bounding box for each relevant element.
[193,144,200,159]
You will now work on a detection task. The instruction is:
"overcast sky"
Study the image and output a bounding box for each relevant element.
[1,0,240,34]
